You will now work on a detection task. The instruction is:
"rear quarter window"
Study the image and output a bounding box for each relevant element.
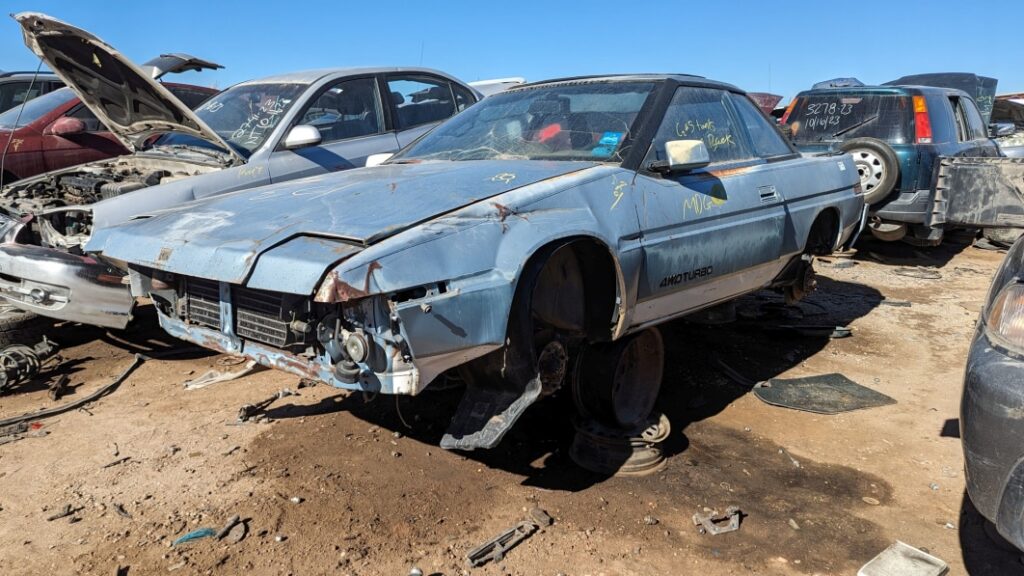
[789,93,913,144]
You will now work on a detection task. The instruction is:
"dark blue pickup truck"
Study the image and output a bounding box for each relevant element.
[783,83,1002,244]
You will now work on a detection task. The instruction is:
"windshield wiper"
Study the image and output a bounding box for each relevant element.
[831,114,880,138]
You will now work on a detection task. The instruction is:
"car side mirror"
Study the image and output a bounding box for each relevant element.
[650,140,711,173]
[990,122,1016,138]
[282,124,322,150]
[45,116,86,136]
[365,153,393,167]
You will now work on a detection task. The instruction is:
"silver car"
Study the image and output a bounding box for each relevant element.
[0,12,480,334]
[90,74,865,449]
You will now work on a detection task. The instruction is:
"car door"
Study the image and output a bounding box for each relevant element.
[629,86,790,326]
[267,75,399,182]
[385,74,469,148]
[41,103,126,171]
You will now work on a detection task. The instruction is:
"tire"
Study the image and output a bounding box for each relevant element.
[839,138,899,205]
[0,305,53,348]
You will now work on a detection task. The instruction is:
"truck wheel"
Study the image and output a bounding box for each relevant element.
[839,138,899,205]
[0,305,52,348]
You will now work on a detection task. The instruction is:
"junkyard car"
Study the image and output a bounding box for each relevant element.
[90,74,865,449]
[0,57,221,184]
[0,13,480,336]
[783,84,1001,244]
[961,232,1024,551]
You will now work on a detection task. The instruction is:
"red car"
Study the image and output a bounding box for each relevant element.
[0,55,219,184]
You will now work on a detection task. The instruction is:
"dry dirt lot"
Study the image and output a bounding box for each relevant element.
[0,235,1020,575]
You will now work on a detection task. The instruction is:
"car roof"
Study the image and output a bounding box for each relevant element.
[796,84,972,98]
[0,71,59,80]
[235,67,473,86]
[515,73,744,93]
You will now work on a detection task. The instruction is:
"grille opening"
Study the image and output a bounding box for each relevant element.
[184,278,221,329]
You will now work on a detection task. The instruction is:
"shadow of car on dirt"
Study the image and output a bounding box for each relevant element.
[959,491,1024,574]
[852,231,976,270]
[265,276,884,491]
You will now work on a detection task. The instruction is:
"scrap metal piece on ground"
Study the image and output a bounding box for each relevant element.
[48,374,69,401]
[215,515,241,540]
[693,507,742,535]
[46,504,76,521]
[858,541,948,576]
[880,299,912,307]
[772,325,852,339]
[893,267,942,280]
[569,413,670,476]
[185,360,262,390]
[466,520,538,567]
[0,337,61,392]
[754,374,896,414]
[237,388,295,422]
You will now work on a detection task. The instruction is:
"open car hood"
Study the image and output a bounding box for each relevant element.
[14,12,243,164]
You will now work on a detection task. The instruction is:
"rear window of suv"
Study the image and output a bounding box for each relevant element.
[788,93,913,144]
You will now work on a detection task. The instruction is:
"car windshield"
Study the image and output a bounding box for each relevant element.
[788,93,913,144]
[393,81,656,163]
[152,82,307,157]
[0,87,76,129]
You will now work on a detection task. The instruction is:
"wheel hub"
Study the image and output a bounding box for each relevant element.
[852,149,885,193]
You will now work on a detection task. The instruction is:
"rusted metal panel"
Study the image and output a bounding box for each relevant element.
[932,157,1024,228]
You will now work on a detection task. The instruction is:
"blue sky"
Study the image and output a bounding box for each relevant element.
[3,1,1023,99]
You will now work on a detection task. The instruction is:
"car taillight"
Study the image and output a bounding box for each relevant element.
[780,98,799,125]
[987,282,1024,351]
[913,96,933,144]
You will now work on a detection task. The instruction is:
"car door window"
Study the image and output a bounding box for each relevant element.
[962,98,988,140]
[68,104,104,132]
[645,87,754,166]
[387,76,456,129]
[298,77,382,143]
[0,81,42,111]
[950,97,970,142]
[452,83,476,112]
[730,93,793,158]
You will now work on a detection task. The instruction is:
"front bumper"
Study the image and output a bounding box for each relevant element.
[961,328,1024,550]
[0,243,134,328]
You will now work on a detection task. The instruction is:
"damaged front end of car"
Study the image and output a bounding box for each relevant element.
[132,262,508,396]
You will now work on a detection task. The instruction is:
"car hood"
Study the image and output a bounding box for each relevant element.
[90,160,600,288]
[13,13,242,164]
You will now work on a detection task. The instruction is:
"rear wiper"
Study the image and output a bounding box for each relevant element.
[832,114,879,138]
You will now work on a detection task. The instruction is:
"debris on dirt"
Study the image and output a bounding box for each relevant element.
[222,445,240,456]
[225,520,247,544]
[45,504,77,521]
[215,515,241,540]
[409,568,424,576]
[289,496,303,504]
[47,374,69,401]
[237,388,295,422]
[892,267,942,280]
[297,378,318,389]
[771,324,852,339]
[113,503,132,519]
[274,534,287,543]
[643,515,660,526]
[0,421,28,438]
[778,448,801,468]
[530,507,553,527]
[569,413,671,476]
[862,497,881,506]
[467,520,539,567]
[880,299,913,307]
[858,540,949,576]
[788,518,800,530]
[753,374,896,414]
[0,337,61,392]
[216,355,250,367]
[185,359,261,390]
[173,527,217,546]
[693,507,743,535]
[102,456,131,469]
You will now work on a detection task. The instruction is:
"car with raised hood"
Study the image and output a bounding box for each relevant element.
[0,13,481,338]
[90,74,865,450]
[781,73,1009,245]
[0,54,222,184]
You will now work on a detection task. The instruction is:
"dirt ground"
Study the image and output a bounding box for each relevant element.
[0,235,1020,576]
